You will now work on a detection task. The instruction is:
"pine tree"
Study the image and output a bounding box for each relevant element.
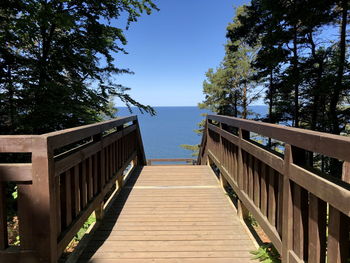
[0,0,158,134]
[200,6,260,119]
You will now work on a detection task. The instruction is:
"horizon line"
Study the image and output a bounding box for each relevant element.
[117,104,268,108]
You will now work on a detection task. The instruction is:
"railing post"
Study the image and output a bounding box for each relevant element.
[133,119,147,166]
[219,122,223,163]
[327,161,350,262]
[237,128,249,220]
[281,144,293,263]
[200,118,207,165]
[31,136,58,263]
[93,132,105,222]
[203,118,209,165]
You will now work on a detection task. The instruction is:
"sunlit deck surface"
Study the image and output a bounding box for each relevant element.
[77,165,256,263]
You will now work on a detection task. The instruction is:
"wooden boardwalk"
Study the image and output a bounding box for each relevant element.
[77,165,256,263]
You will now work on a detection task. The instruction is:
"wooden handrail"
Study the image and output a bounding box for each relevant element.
[0,116,146,263]
[198,114,350,263]
[147,158,196,165]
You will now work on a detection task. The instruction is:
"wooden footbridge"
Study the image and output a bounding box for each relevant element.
[1,115,350,263]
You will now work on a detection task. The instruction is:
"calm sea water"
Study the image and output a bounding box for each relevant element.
[117,106,267,160]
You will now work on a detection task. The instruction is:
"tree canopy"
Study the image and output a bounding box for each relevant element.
[201,1,350,136]
[199,6,260,119]
[197,1,350,176]
[0,0,158,134]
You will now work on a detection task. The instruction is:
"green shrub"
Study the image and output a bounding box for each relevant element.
[250,243,280,263]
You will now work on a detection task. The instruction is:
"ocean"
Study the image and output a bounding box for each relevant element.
[117,106,268,160]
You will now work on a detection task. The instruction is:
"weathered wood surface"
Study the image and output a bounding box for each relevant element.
[0,116,146,263]
[77,165,256,263]
[198,115,350,263]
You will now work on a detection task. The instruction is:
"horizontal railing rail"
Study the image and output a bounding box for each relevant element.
[198,114,350,263]
[147,158,196,165]
[0,116,146,263]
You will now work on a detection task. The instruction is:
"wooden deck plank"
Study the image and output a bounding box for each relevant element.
[77,165,256,262]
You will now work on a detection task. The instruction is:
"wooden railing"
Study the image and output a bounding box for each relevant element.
[198,115,350,263]
[0,116,146,263]
[147,158,196,165]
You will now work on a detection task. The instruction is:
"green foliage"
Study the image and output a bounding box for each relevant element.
[0,0,157,135]
[181,113,206,157]
[227,0,350,136]
[225,0,350,178]
[199,6,261,118]
[180,144,199,157]
[246,213,258,227]
[14,235,20,246]
[12,186,17,200]
[250,243,281,263]
[74,214,96,241]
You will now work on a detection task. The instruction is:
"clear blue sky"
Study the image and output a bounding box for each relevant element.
[113,0,249,107]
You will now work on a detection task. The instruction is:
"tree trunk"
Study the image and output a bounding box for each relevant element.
[268,69,274,148]
[292,25,300,128]
[309,33,323,131]
[6,65,14,134]
[329,0,348,135]
[242,83,248,119]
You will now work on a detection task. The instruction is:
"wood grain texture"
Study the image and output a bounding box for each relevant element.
[77,165,256,262]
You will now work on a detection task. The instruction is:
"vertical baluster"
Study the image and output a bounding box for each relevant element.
[87,157,93,201]
[105,147,109,182]
[72,165,80,217]
[276,172,283,236]
[115,139,119,171]
[293,185,304,257]
[234,146,239,183]
[64,170,72,227]
[93,154,98,196]
[109,145,113,178]
[253,158,260,207]
[105,147,109,180]
[308,194,326,263]
[248,155,254,199]
[243,152,248,193]
[267,167,276,226]
[17,184,33,249]
[55,175,61,236]
[260,163,267,216]
[59,174,66,230]
[112,142,116,175]
[99,149,105,191]
[80,161,87,208]
[230,143,234,180]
